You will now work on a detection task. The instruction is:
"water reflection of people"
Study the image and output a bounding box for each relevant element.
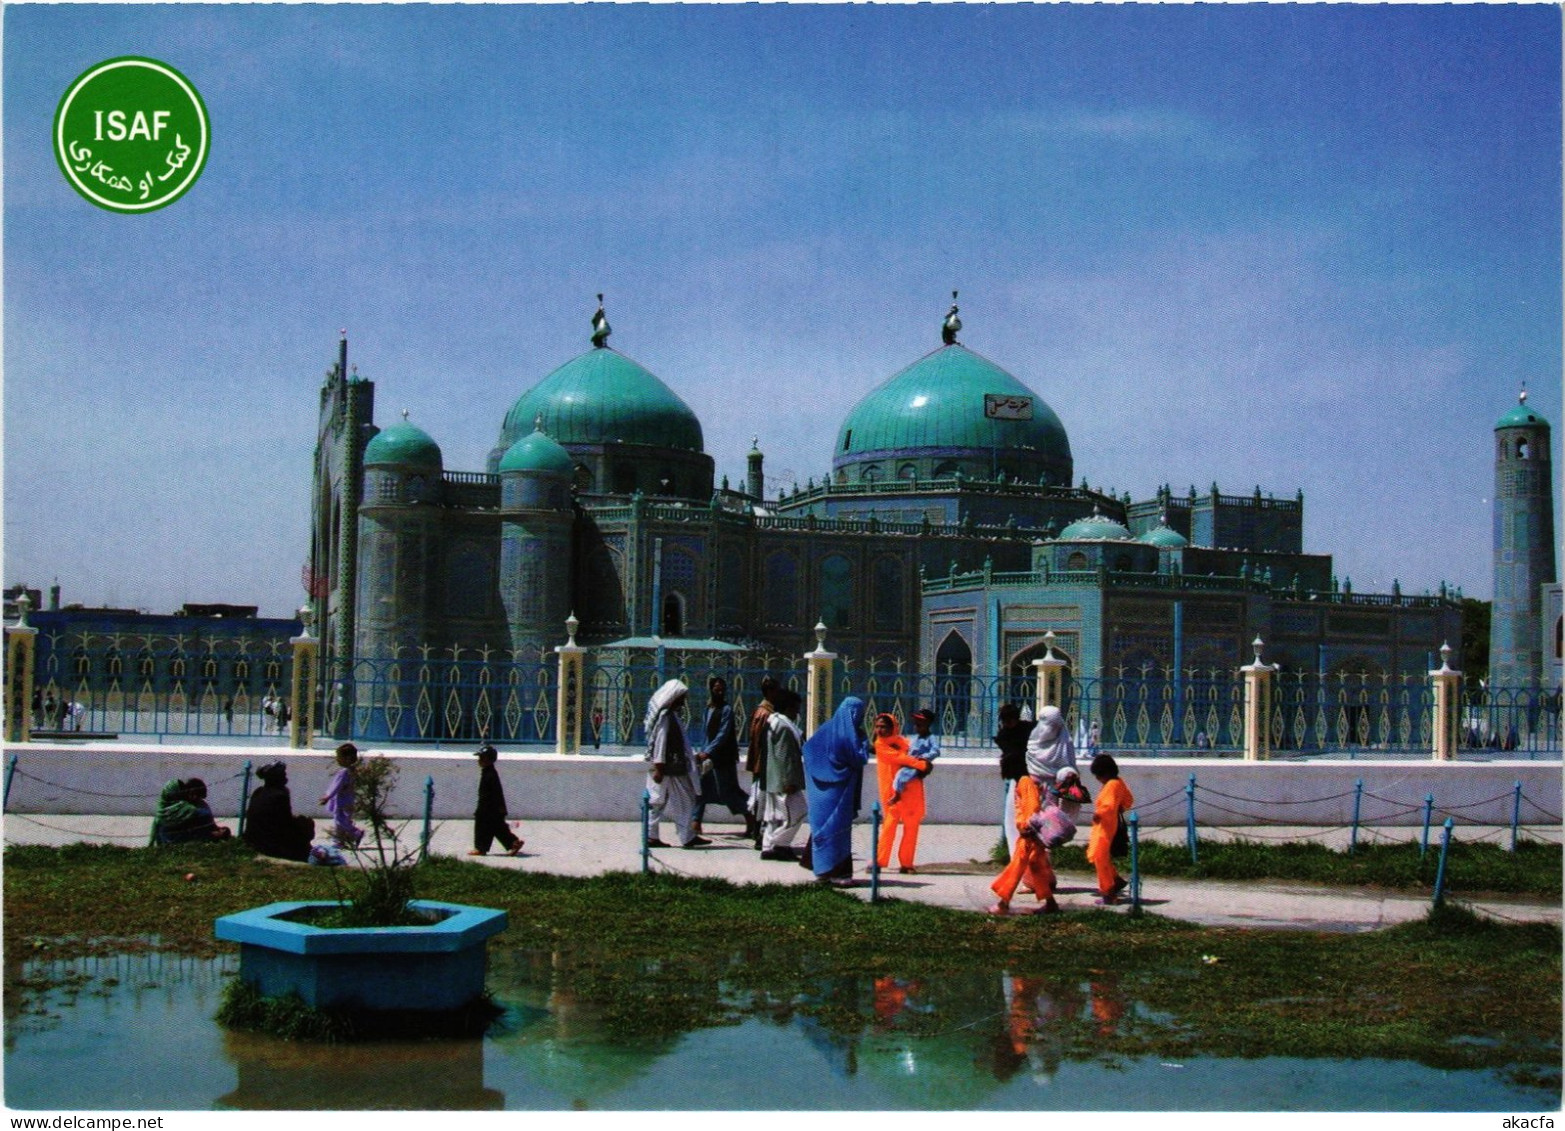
[990,974,1044,1081]
[1001,973,1083,1085]
[1089,974,1127,1037]
[795,975,866,1079]
[872,975,925,1029]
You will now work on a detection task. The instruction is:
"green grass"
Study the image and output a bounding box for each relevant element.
[5,841,1560,1075]
[1047,835,1561,896]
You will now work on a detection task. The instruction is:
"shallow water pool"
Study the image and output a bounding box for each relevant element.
[4,951,1556,1112]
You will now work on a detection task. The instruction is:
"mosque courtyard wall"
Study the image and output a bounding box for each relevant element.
[5,742,1559,829]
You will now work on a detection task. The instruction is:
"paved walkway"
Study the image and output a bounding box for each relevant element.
[3,813,1558,933]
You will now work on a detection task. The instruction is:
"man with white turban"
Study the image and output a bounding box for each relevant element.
[643,680,711,849]
[758,687,808,860]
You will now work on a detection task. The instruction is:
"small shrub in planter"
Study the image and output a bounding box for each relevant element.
[215,755,507,1036]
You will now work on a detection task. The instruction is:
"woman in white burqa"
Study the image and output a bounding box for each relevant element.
[643,679,712,849]
[1024,705,1078,786]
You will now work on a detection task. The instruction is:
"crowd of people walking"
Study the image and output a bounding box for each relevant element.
[635,674,1132,899]
[145,679,1133,910]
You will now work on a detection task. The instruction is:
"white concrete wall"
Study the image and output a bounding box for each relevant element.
[3,742,1559,828]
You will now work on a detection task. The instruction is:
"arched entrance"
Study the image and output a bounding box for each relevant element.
[933,630,974,735]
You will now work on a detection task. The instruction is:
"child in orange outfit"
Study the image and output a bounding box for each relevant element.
[1087,753,1133,903]
[988,771,1060,915]
[873,713,929,872]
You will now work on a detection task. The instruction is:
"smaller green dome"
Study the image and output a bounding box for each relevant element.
[1497,392,1549,429]
[498,347,703,454]
[364,418,442,469]
[1058,509,1133,542]
[1141,523,1189,549]
[500,427,575,475]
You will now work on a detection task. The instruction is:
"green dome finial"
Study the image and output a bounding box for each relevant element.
[591,294,611,349]
[942,290,961,346]
[1496,383,1550,429]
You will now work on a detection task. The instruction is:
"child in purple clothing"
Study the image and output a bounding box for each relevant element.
[319,742,364,847]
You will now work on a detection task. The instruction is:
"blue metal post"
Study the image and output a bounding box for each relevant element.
[1509,780,1523,852]
[870,802,883,903]
[1128,810,1142,915]
[641,791,651,874]
[2,754,17,812]
[1420,794,1434,858]
[1432,817,1454,907]
[236,761,253,838]
[1172,602,1184,745]
[419,775,434,862]
[1185,773,1198,864]
[1348,778,1363,855]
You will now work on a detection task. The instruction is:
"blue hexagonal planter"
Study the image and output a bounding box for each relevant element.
[215,900,508,1012]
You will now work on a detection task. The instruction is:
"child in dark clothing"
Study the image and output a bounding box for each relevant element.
[470,744,523,856]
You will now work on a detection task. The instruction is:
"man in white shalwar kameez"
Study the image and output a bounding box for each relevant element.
[644,680,711,849]
[758,688,808,860]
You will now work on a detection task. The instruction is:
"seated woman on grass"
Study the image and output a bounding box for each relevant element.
[150,778,232,845]
[243,762,315,862]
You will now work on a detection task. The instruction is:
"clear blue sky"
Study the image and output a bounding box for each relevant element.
[5,4,1560,618]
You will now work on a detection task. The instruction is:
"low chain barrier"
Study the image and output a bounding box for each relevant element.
[3,757,251,843]
[1127,771,1559,911]
[3,754,444,860]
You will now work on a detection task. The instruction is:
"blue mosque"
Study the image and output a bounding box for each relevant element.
[307,296,1563,703]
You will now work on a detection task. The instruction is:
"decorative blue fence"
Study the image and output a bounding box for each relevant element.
[322,649,559,745]
[30,637,294,739]
[17,634,1563,758]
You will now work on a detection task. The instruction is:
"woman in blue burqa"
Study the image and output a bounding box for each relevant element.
[802,696,868,883]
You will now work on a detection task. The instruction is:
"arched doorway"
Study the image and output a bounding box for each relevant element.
[934,630,974,735]
[661,593,685,637]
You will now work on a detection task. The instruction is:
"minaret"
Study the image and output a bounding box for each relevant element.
[355,410,443,663]
[1489,389,1556,689]
[747,436,764,501]
[497,417,576,652]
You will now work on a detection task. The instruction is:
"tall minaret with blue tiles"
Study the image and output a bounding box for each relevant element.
[1489,390,1556,689]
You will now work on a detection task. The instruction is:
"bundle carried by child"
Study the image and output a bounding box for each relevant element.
[1024,796,1077,848]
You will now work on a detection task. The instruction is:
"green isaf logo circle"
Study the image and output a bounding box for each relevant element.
[53,57,209,213]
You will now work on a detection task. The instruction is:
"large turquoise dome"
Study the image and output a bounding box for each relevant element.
[833,344,1071,485]
[496,347,704,458]
[364,419,442,469]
